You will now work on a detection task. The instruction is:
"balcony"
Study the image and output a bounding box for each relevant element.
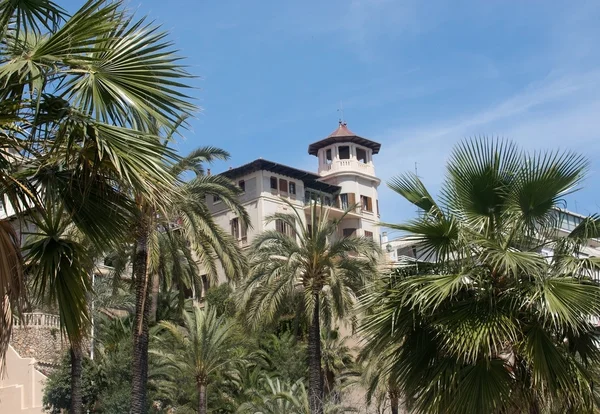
[319,159,375,177]
[303,200,361,220]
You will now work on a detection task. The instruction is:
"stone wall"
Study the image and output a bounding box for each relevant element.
[11,325,66,367]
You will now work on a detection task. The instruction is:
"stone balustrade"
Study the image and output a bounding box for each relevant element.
[13,312,60,328]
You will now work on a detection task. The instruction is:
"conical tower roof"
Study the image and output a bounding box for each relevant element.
[308,121,381,156]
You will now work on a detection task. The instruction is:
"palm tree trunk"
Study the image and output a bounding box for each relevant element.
[308,293,324,414]
[197,380,207,414]
[131,219,150,414]
[70,344,83,414]
[390,391,399,414]
[389,381,400,414]
[149,271,159,324]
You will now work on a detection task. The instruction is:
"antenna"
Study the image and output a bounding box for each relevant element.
[337,101,345,124]
[415,162,423,218]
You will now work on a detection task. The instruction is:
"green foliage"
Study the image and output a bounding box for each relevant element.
[43,353,101,413]
[258,331,307,383]
[205,283,237,318]
[363,138,600,414]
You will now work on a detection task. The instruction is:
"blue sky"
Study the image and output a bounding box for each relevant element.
[63,0,600,226]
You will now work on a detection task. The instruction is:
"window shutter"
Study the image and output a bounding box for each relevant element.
[348,193,356,208]
[279,179,288,192]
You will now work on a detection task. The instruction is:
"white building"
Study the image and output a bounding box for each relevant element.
[382,208,600,270]
[207,122,382,283]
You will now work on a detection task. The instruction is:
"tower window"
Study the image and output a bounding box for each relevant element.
[343,228,357,237]
[356,147,367,163]
[270,176,278,190]
[289,182,296,195]
[339,193,349,210]
[339,146,350,160]
[279,178,288,193]
[360,195,373,212]
[325,149,332,164]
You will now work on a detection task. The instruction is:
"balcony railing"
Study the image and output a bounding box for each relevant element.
[319,159,375,176]
[13,312,60,328]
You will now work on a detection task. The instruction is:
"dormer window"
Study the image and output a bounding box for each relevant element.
[356,147,367,163]
[339,146,350,160]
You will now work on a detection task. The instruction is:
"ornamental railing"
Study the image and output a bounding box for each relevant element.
[13,312,60,328]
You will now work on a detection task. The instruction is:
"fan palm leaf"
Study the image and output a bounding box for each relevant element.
[362,137,599,413]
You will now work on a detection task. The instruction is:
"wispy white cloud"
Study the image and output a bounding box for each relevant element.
[374,69,600,223]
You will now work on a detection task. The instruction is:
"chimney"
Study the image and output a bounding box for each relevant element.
[207,169,211,176]
[381,231,388,244]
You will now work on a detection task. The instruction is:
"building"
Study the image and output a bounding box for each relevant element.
[207,121,382,282]
[381,208,600,270]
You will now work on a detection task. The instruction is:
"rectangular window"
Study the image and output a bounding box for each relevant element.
[270,176,278,190]
[376,199,380,216]
[213,195,221,203]
[201,275,210,296]
[361,195,373,212]
[241,221,248,240]
[348,193,356,208]
[239,180,245,192]
[279,178,288,193]
[339,146,350,160]
[276,219,295,237]
[356,147,367,163]
[343,228,356,238]
[289,182,296,195]
[339,193,349,210]
[326,149,332,164]
[230,218,240,239]
[364,230,374,239]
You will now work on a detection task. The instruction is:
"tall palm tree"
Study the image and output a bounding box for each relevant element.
[240,203,380,414]
[148,146,250,322]
[130,144,248,412]
[151,305,240,414]
[361,138,600,414]
[0,1,195,413]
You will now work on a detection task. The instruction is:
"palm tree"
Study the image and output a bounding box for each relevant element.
[148,146,250,322]
[358,346,402,414]
[151,305,240,414]
[240,202,380,414]
[361,138,600,414]
[320,328,355,403]
[0,1,195,413]
[236,377,310,414]
[236,376,356,414]
[130,144,248,412]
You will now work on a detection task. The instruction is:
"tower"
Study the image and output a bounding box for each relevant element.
[307,122,382,240]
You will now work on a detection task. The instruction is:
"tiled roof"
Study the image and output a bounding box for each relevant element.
[220,159,341,194]
[308,122,381,156]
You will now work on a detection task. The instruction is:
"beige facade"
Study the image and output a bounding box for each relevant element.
[207,122,383,283]
[0,346,46,414]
